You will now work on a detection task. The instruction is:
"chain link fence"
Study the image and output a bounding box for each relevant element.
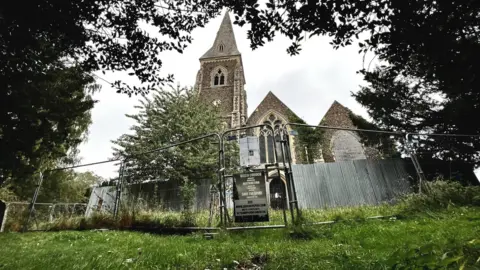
[1,202,87,232]
[2,161,119,232]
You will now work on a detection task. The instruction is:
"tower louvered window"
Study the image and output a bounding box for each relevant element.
[214,69,225,86]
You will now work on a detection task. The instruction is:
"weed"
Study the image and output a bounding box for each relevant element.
[0,206,478,269]
[400,180,480,215]
[180,178,197,227]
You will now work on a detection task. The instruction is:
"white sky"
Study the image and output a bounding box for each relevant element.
[75,11,480,181]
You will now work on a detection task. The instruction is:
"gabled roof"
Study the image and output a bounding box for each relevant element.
[200,12,241,59]
[246,91,303,126]
[318,100,356,128]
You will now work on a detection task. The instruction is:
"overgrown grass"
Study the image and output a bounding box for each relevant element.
[0,206,478,269]
[1,180,479,268]
[3,180,479,232]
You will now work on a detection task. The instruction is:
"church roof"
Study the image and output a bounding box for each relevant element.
[200,12,241,59]
[246,91,302,126]
[318,100,356,128]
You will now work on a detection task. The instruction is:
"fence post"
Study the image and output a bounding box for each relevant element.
[219,134,232,227]
[217,134,225,228]
[0,202,8,233]
[22,172,44,232]
[279,127,296,224]
[113,161,126,218]
[283,124,304,221]
[405,133,427,193]
[48,204,56,223]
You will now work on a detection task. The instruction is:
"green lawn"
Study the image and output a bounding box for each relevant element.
[0,207,479,270]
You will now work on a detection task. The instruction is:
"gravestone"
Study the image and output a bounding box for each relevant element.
[0,200,6,232]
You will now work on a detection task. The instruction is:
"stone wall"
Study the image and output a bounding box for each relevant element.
[246,92,293,126]
[318,101,379,162]
[196,58,239,119]
[246,91,301,163]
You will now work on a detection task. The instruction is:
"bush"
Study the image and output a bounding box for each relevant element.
[387,239,480,269]
[179,178,196,227]
[0,186,18,202]
[401,180,480,213]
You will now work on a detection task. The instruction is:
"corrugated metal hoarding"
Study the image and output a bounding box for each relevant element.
[292,158,412,209]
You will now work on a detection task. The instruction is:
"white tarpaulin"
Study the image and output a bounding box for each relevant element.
[239,136,260,167]
[85,186,117,217]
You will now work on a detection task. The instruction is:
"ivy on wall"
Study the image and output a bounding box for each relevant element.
[348,112,401,159]
[287,113,324,164]
[286,111,400,164]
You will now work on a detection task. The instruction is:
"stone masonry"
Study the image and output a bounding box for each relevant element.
[194,13,247,129]
[195,12,375,165]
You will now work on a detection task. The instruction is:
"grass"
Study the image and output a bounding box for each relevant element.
[0,206,479,269]
[2,181,478,233]
[1,180,479,268]
[4,180,478,232]
[2,204,401,232]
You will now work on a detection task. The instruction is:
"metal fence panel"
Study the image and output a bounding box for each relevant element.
[85,186,117,217]
[292,158,412,209]
[353,159,378,205]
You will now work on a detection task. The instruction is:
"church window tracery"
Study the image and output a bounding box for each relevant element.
[213,68,226,86]
[259,113,284,164]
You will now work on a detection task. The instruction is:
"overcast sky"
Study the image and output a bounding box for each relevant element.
[74,11,385,179]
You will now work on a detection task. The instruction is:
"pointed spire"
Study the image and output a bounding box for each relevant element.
[200,12,241,59]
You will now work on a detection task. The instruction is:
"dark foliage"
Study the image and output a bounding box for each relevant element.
[347,112,400,159]
[1,0,223,95]
[0,60,97,190]
[349,1,480,165]
[3,0,479,166]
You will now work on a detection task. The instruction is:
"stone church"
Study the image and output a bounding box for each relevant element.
[194,12,373,167]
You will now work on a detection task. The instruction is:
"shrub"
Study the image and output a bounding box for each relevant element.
[400,180,480,213]
[49,217,82,231]
[387,239,480,269]
[0,186,18,202]
[88,213,118,229]
[179,178,196,227]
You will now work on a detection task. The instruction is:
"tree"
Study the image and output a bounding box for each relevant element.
[38,170,104,203]
[4,0,478,163]
[1,0,222,95]
[112,86,223,185]
[349,0,480,165]
[0,60,98,197]
[4,1,477,95]
[228,0,480,165]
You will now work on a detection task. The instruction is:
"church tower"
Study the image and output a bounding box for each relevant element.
[194,12,247,128]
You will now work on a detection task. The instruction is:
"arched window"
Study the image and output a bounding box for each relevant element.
[219,44,224,52]
[213,69,225,86]
[259,113,284,164]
